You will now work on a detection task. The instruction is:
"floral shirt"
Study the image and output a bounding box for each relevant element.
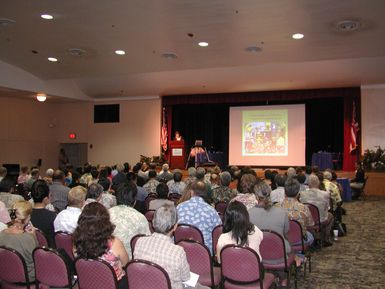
[279,197,314,237]
[230,193,258,210]
[143,179,160,195]
[324,180,342,210]
[212,186,237,203]
[167,180,187,195]
[100,240,125,280]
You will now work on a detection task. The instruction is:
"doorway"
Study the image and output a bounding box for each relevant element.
[60,143,88,169]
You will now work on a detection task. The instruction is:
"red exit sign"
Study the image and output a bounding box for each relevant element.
[69,133,76,139]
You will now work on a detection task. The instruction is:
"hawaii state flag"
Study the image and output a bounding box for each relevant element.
[350,101,359,153]
[161,107,168,151]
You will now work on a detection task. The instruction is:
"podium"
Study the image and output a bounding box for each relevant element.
[169,140,186,169]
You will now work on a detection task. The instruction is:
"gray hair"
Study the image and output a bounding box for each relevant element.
[219,171,231,187]
[284,178,301,198]
[187,167,196,177]
[308,174,320,188]
[46,168,54,177]
[287,167,296,178]
[196,167,206,180]
[116,164,125,172]
[323,171,332,181]
[162,163,169,172]
[152,203,177,234]
[254,182,272,210]
[87,183,104,199]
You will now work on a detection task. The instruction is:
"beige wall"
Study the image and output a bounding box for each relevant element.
[1,97,161,171]
[361,86,385,151]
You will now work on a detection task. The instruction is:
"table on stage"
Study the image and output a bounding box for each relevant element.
[311,152,333,171]
[337,178,352,202]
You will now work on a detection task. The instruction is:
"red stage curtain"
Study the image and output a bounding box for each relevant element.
[343,96,360,171]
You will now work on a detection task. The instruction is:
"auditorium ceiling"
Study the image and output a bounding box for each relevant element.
[0,0,385,100]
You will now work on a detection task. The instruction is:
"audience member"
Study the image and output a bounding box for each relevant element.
[270,174,287,205]
[279,178,314,246]
[80,164,92,186]
[324,171,342,210]
[350,162,366,198]
[149,183,173,210]
[30,180,57,247]
[143,170,160,195]
[98,178,117,209]
[184,167,197,186]
[112,164,127,191]
[0,166,16,192]
[73,202,129,289]
[50,170,70,212]
[137,162,149,182]
[17,165,29,184]
[109,182,151,257]
[157,163,173,183]
[231,174,258,210]
[44,168,54,185]
[177,181,222,254]
[167,170,186,195]
[216,201,263,263]
[54,186,86,233]
[304,166,312,185]
[299,174,333,246]
[134,204,209,289]
[297,172,308,192]
[68,172,81,188]
[84,183,103,206]
[286,167,297,178]
[0,200,38,281]
[212,171,237,204]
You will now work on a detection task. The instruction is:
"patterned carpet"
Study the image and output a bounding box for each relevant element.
[297,196,385,289]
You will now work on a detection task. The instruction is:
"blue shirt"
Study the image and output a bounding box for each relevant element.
[136,185,149,202]
[176,196,222,254]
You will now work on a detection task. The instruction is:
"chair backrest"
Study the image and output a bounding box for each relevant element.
[0,246,31,288]
[55,231,75,261]
[287,220,304,249]
[126,259,171,289]
[75,258,118,289]
[212,224,223,257]
[260,230,288,266]
[215,201,227,215]
[33,247,72,288]
[144,210,155,222]
[177,240,213,284]
[130,234,146,259]
[168,193,181,204]
[304,203,321,229]
[35,229,49,247]
[174,223,204,244]
[145,195,157,211]
[221,245,264,287]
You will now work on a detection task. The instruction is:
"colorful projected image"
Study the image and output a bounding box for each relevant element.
[242,109,288,156]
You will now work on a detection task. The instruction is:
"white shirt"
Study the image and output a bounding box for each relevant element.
[270,186,285,205]
[54,206,82,233]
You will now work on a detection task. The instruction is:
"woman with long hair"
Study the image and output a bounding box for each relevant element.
[216,201,263,263]
[73,202,129,289]
[0,200,38,281]
[231,173,259,210]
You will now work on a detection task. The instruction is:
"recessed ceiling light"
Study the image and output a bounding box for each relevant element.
[115,50,126,55]
[47,57,58,62]
[245,46,263,53]
[162,52,178,59]
[67,48,86,56]
[198,42,209,47]
[292,33,304,40]
[36,93,47,102]
[41,14,53,20]
[335,19,361,32]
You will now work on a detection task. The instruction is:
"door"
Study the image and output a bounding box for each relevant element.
[59,143,88,169]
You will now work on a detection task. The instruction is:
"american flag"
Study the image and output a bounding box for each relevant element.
[350,101,359,153]
[161,107,168,151]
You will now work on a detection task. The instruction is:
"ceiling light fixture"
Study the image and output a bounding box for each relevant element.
[41,14,53,20]
[245,46,263,53]
[292,33,304,40]
[198,42,209,47]
[162,52,178,59]
[36,93,47,102]
[115,50,126,55]
[48,57,58,62]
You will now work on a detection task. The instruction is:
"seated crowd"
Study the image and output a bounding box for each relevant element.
[0,161,351,288]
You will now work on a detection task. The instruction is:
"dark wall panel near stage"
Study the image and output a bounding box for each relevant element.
[171,97,344,167]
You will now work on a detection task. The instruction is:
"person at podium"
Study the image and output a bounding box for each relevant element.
[174,131,183,141]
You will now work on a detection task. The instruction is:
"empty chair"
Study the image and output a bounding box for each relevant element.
[145,194,157,211]
[260,230,297,289]
[304,203,324,247]
[221,244,275,289]
[211,224,223,263]
[174,223,204,244]
[75,258,118,289]
[130,234,146,259]
[126,259,171,289]
[144,210,155,222]
[287,220,312,276]
[0,246,36,289]
[33,247,74,289]
[215,201,227,215]
[35,229,49,248]
[177,239,221,288]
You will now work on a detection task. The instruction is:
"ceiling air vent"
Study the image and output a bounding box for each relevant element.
[335,19,361,32]
[67,48,86,56]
